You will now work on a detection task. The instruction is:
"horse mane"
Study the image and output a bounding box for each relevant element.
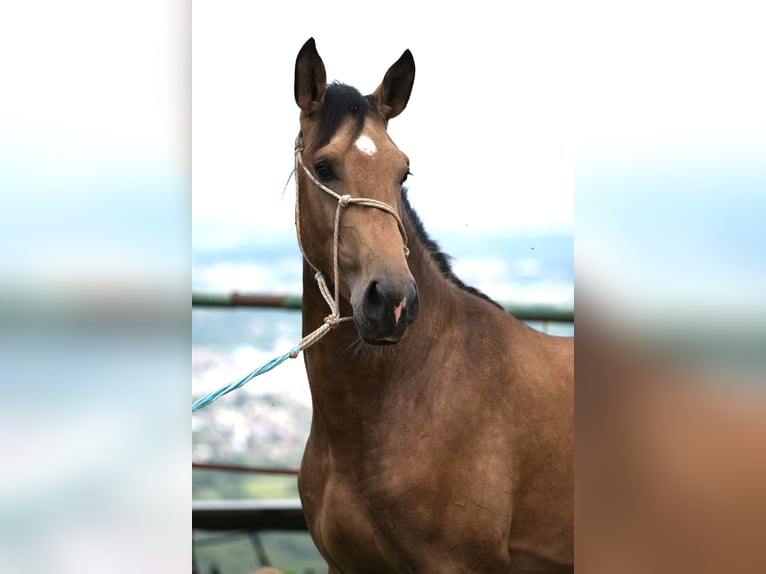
[401,190,504,310]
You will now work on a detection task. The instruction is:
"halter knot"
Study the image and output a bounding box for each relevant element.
[338,194,352,207]
[324,315,342,328]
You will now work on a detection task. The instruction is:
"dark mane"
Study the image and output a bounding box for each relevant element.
[308,82,376,153]
[401,190,504,310]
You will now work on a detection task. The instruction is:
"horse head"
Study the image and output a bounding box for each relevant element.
[294,38,419,345]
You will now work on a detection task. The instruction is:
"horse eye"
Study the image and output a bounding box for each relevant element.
[314,161,335,182]
[401,170,412,185]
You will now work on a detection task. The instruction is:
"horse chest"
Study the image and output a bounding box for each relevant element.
[310,471,460,573]
[302,433,515,573]
[310,477,393,572]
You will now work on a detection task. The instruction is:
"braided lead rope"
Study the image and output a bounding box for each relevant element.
[191,138,409,412]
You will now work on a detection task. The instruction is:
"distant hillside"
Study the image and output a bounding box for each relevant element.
[192,228,573,301]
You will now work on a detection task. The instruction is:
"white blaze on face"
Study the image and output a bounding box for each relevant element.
[354,134,377,156]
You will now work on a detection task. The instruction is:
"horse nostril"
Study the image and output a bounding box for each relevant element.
[362,281,387,322]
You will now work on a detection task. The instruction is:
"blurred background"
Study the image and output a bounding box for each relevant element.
[3,0,764,573]
[1,2,188,573]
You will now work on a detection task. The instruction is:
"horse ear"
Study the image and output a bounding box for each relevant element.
[294,38,327,114]
[373,49,415,120]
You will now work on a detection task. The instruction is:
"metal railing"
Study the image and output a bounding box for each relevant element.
[192,291,574,323]
[193,498,307,531]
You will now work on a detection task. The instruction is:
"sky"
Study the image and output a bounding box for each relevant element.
[1,0,761,308]
[192,2,576,238]
[3,0,760,313]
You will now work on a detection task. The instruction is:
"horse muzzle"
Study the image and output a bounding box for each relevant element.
[352,277,420,344]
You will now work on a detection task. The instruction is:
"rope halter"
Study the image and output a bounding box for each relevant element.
[292,136,410,354]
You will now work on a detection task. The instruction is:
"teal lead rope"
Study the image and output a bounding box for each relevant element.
[192,345,301,412]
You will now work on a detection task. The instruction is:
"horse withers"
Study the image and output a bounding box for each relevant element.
[293,38,573,573]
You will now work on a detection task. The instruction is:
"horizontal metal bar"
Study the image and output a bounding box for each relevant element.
[192,292,303,309]
[193,499,307,531]
[193,462,299,476]
[503,303,574,322]
[192,291,573,322]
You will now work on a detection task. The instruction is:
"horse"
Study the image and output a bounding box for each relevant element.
[292,38,574,573]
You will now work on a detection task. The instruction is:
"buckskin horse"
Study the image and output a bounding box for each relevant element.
[292,38,573,573]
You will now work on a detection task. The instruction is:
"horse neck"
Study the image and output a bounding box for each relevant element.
[299,214,464,405]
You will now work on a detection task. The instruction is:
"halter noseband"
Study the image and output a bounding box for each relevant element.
[291,135,410,353]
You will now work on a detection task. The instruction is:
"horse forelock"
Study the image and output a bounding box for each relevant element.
[306,82,378,153]
[400,190,504,310]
